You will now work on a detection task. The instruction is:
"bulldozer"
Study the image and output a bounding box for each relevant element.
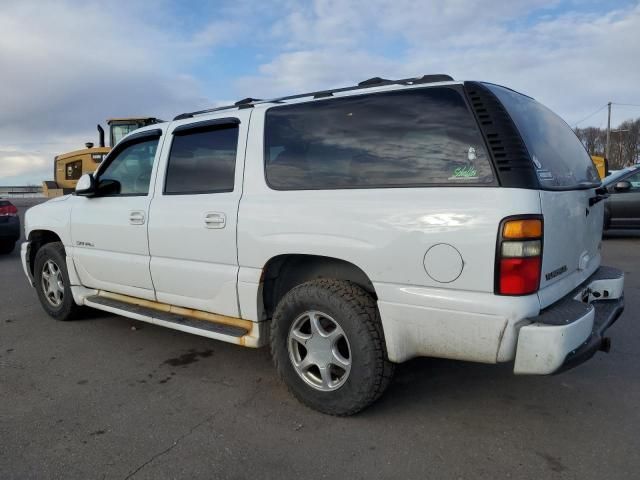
[43,117,161,197]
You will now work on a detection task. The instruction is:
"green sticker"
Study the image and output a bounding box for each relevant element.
[452,165,478,178]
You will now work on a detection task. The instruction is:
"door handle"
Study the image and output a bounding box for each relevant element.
[129,210,146,225]
[204,212,226,229]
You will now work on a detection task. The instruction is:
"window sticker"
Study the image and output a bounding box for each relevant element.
[448,146,480,180]
[537,170,554,180]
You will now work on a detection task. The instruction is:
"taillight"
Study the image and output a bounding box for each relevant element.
[496,217,543,295]
[0,204,18,216]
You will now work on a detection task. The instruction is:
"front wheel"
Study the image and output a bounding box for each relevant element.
[270,279,394,416]
[34,242,81,321]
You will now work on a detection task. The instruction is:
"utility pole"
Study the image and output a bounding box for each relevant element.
[605,101,612,162]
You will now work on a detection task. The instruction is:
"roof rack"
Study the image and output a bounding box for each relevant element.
[173,74,454,120]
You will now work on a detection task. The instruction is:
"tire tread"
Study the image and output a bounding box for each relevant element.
[270,279,394,416]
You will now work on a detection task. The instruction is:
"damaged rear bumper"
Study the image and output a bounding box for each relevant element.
[514,266,624,375]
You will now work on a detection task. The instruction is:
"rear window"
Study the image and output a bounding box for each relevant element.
[264,87,494,190]
[486,84,600,190]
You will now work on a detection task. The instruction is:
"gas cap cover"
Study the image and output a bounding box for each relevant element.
[423,243,464,283]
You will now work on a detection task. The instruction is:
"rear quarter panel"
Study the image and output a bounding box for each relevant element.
[238,108,542,294]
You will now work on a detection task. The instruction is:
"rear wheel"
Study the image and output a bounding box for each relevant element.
[34,242,81,321]
[0,240,15,254]
[270,279,394,416]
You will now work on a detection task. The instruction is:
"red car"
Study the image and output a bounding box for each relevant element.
[0,198,20,254]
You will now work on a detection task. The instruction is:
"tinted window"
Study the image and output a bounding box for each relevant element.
[165,126,238,194]
[99,139,158,195]
[487,84,600,189]
[264,87,493,190]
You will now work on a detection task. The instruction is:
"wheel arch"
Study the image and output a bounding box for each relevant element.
[259,254,377,320]
[28,230,63,277]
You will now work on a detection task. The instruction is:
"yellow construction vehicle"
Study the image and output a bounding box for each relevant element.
[591,155,609,179]
[43,117,161,197]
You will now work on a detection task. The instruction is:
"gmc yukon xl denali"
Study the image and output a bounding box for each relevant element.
[21,75,625,415]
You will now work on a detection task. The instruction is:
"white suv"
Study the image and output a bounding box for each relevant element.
[22,75,625,415]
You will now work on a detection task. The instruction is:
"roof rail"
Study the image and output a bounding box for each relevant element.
[172,74,454,120]
[358,76,393,86]
[234,97,262,107]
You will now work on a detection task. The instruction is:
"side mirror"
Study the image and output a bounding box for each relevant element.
[75,173,96,197]
[614,181,632,192]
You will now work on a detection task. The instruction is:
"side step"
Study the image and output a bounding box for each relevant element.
[84,292,262,347]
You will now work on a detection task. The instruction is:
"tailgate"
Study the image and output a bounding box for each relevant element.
[482,83,603,309]
[538,189,603,308]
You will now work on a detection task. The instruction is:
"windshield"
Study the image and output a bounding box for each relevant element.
[111,123,140,146]
[486,84,600,190]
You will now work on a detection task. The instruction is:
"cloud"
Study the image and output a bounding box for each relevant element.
[238,1,640,129]
[2,0,639,185]
[0,0,212,183]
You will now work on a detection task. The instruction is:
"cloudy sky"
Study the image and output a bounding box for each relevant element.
[1,0,639,185]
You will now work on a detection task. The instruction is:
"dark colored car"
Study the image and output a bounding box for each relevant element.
[603,165,640,230]
[0,199,20,254]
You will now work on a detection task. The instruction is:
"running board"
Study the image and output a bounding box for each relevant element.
[84,291,264,347]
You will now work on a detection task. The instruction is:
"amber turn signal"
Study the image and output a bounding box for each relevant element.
[503,219,542,239]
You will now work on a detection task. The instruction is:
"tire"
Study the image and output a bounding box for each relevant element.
[0,240,15,254]
[270,279,394,416]
[34,242,81,321]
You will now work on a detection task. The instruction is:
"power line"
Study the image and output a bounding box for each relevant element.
[573,104,608,127]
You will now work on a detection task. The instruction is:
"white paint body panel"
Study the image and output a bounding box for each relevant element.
[71,196,156,299]
[513,309,594,375]
[22,195,73,246]
[147,110,252,317]
[513,273,624,374]
[537,189,603,308]
[374,282,540,363]
[68,124,168,301]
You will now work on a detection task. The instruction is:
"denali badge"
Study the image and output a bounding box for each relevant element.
[545,265,567,281]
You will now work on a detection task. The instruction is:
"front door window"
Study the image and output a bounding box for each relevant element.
[98,139,158,195]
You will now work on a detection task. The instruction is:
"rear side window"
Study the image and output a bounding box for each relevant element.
[165,126,238,195]
[486,84,600,189]
[264,87,494,190]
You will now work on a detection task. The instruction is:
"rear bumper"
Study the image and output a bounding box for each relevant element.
[555,298,624,374]
[514,266,624,375]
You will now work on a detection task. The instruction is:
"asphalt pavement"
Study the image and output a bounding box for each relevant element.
[1,199,639,479]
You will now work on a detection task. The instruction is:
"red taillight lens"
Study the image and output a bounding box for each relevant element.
[499,257,541,295]
[0,204,18,216]
[496,216,543,295]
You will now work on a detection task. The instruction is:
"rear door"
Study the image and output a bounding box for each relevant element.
[147,112,250,317]
[486,85,603,307]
